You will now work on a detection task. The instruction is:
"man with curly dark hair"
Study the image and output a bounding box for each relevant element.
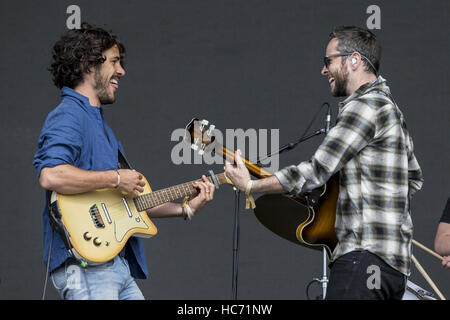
[33,23,215,300]
[49,22,126,94]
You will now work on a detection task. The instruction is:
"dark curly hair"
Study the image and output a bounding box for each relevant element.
[49,22,126,89]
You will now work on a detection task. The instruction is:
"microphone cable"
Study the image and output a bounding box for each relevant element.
[256,102,330,166]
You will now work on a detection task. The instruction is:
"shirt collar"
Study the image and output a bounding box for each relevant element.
[339,75,386,108]
[61,86,103,118]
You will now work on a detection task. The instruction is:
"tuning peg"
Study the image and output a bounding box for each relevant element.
[191,138,200,150]
[206,125,215,136]
[199,120,209,131]
[199,144,206,155]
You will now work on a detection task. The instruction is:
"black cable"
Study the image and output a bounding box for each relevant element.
[299,102,329,142]
[305,279,323,300]
[256,102,330,166]
[41,230,54,300]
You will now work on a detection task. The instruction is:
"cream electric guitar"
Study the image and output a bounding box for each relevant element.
[50,119,228,265]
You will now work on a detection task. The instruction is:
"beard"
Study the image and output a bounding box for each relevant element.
[330,64,349,97]
[93,67,115,105]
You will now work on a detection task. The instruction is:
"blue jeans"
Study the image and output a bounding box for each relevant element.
[51,255,145,300]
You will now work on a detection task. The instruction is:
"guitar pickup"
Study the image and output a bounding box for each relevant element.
[89,204,105,228]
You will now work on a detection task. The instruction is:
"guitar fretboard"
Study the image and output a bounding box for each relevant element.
[133,173,228,212]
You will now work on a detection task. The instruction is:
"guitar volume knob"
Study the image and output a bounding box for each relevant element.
[83,232,92,241]
[93,237,102,246]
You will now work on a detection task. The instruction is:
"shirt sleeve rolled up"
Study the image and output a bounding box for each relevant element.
[33,107,83,178]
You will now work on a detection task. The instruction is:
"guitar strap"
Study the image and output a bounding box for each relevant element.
[46,190,73,252]
[118,148,133,170]
[103,119,132,170]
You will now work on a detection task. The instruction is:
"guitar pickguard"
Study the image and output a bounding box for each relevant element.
[113,211,150,242]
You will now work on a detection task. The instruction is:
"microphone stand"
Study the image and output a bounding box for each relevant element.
[231,188,240,300]
[317,103,331,300]
[256,129,325,168]
[256,102,332,300]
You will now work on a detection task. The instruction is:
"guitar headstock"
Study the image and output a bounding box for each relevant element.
[184,118,216,155]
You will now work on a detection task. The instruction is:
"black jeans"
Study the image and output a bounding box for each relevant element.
[325,250,407,300]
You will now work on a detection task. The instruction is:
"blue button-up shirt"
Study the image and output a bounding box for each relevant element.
[33,87,148,279]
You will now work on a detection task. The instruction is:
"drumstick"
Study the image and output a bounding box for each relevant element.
[411,255,446,300]
[412,239,443,261]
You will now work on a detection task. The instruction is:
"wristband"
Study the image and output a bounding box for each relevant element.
[115,170,120,188]
[183,204,194,220]
[244,179,256,209]
[181,196,194,220]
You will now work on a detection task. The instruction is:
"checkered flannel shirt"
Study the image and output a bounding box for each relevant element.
[274,76,423,276]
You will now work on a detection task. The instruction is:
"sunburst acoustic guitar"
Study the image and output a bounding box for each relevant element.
[185,118,339,257]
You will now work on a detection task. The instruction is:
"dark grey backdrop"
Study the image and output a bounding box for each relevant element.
[0,0,448,300]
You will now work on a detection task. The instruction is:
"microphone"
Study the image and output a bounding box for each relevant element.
[324,103,331,133]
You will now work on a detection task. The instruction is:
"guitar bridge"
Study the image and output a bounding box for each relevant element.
[89,204,105,228]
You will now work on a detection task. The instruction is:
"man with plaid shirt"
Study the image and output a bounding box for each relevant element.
[225,26,423,300]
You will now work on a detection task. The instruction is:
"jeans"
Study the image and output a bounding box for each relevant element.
[325,250,407,300]
[51,255,145,300]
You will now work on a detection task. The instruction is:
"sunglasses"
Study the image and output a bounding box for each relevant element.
[323,52,378,73]
[323,53,352,68]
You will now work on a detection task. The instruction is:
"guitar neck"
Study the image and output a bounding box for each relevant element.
[134,139,273,212]
[218,144,273,179]
[133,173,229,212]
